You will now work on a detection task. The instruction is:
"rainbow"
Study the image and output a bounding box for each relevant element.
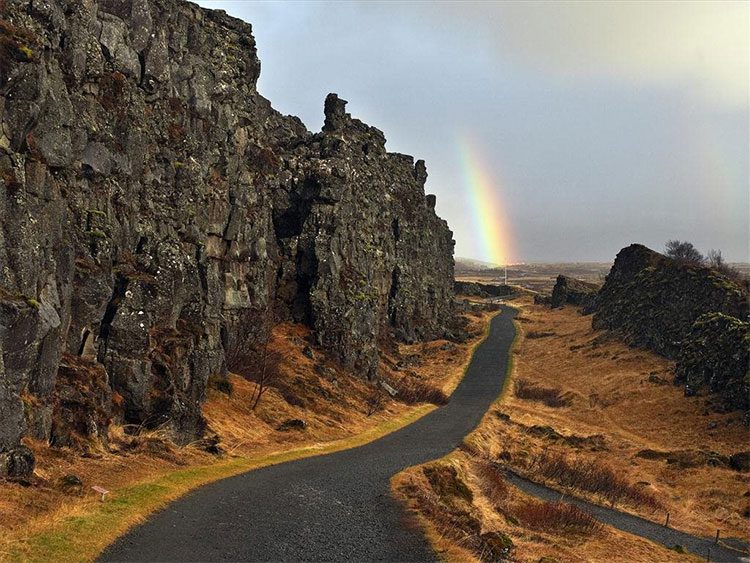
[457,137,514,266]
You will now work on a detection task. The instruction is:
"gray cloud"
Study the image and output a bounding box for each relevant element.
[197,1,748,263]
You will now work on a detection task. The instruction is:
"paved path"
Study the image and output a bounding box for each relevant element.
[102,305,749,562]
[102,307,518,562]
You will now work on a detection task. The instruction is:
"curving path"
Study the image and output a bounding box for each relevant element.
[102,307,518,562]
[102,306,748,562]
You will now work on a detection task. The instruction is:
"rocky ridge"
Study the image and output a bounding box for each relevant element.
[592,244,749,415]
[454,280,513,299]
[0,0,454,474]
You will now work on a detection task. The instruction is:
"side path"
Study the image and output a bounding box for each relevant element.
[506,471,749,562]
[102,307,519,562]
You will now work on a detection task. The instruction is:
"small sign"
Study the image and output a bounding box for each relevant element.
[92,485,109,501]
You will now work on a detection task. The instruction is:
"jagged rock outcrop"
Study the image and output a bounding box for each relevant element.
[549,275,598,312]
[0,0,454,472]
[592,244,749,416]
[675,313,749,413]
[454,281,513,299]
[592,244,747,357]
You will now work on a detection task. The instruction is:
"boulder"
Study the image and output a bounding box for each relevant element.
[0,445,35,478]
[729,452,750,472]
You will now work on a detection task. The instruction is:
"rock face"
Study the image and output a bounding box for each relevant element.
[593,244,749,415]
[549,275,598,312]
[0,0,454,467]
[454,281,513,299]
[593,245,747,358]
[675,313,749,413]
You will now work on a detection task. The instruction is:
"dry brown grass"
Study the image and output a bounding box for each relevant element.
[515,500,602,535]
[514,379,571,408]
[393,449,692,563]
[393,294,747,562]
[497,296,750,540]
[393,375,449,406]
[531,451,661,510]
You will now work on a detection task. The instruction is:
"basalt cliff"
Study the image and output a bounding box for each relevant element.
[592,244,749,417]
[0,0,455,473]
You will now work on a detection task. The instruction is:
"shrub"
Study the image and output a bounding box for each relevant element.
[516,500,601,535]
[399,468,513,562]
[225,306,282,410]
[423,464,473,504]
[207,373,233,396]
[474,460,510,508]
[533,451,661,509]
[364,388,384,416]
[514,379,570,408]
[664,240,704,265]
[707,249,747,284]
[526,330,556,339]
[395,375,449,406]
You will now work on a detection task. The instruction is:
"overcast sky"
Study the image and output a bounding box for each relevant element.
[197,1,748,264]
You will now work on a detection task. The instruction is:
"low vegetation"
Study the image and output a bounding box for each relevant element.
[531,451,662,510]
[665,239,746,283]
[0,1,38,79]
[514,378,570,408]
[397,462,514,562]
[394,375,449,406]
[395,294,748,562]
[515,500,602,535]
[0,310,498,561]
[472,459,510,508]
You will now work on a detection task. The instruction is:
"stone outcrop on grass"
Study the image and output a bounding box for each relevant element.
[0,0,454,472]
[592,244,749,416]
[549,275,598,312]
[454,281,513,299]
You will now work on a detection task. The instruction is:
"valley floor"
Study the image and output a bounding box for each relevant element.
[393,295,750,562]
[0,310,494,561]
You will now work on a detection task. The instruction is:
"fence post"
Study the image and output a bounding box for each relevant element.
[715,529,719,544]
[664,512,670,528]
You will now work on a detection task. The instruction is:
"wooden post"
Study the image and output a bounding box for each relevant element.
[664,512,670,528]
[715,529,720,544]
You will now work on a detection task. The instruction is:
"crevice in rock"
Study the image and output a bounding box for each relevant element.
[292,244,317,326]
[388,266,400,325]
[272,177,320,239]
[77,328,91,356]
[96,273,129,362]
[137,51,146,85]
